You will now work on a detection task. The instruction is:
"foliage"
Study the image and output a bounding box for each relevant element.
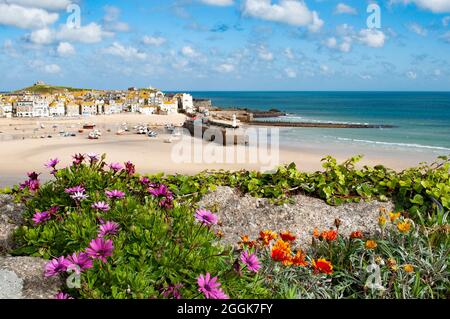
[9,154,450,299]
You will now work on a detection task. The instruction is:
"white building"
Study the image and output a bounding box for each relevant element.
[159,100,178,115]
[49,101,65,117]
[15,100,34,117]
[149,91,165,107]
[139,105,157,115]
[31,96,50,117]
[0,101,13,117]
[180,93,194,113]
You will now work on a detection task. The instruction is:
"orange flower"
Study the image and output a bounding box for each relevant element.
[291,250,308,267]
[259,230,278,246]
[320,229,338,241]
[378,215,387,227]
[279,231,296,242]
[239,235,256,248]
[389,212,401,222]
[350,230,363,239]
[271,239,291,263]
[365,240,378,249]
[397,220,412,234]
[313,228,320,238]
[403,264,414,273]
[312,258,333,275]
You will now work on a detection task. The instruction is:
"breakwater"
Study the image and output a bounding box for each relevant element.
[249,121,395,129]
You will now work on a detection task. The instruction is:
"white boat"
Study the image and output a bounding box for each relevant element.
[88,130,101,140]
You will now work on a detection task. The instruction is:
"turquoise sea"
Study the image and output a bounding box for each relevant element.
[186,91,450,155]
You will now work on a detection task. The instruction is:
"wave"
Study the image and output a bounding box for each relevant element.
[334,137,450,151]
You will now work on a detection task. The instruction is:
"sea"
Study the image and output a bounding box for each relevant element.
[186,91,450,156]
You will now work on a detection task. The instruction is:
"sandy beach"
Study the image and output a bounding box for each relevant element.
[0,114,442,187]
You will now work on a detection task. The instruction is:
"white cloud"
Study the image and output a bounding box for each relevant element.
[334,3,357,15]
[407,23,427,36]
[0,3,58,29]
[200,0,234,5]
[406,70,417,79]
[284,48,295,59]
[29,28,54,45]
[284,67,297,78]
[358,29,386,48]
[142,36,167,46]
[359,74,372,80]
[181,46,200,58]
[103,5,130,32]
[215,63,235,73]
[243,0,324,32]
[392,0,450,13]
[43,64,61,74]
[57,42,75,56]
[103,42,147,60]
[324,36,352,52]
[2,0,72,11]
[56,23,112,43]
[257,46,274,61]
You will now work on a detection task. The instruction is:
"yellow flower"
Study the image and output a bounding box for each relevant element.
[389,212,401,222]
[403,264,414,273]
[397,220,412,234]
[365,240,378,250]
[387,258,398,271]
[378,215,387,227]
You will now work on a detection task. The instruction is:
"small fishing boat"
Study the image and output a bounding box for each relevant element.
[78,129,84,133]
[147,130,157,138]
[116,129,126,135]
[83,124,96,129]
[88,130,101,140]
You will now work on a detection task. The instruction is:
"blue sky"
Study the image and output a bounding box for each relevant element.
[0,0,449,91]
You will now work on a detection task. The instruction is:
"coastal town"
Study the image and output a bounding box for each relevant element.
[0,81,211,119]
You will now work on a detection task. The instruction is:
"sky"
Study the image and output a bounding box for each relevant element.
[0,0,450,91]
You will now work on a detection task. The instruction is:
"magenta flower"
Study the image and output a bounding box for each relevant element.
[19,172,40,191]
[197,273,228,299]
[48,206,60,215]
[32,211,51,225]
[140,177,150,185]
[124,161,135,176]
[98,221,120,238]
[240,251,261,273]
[91,201,110,212]
[162,283,183,299]
[64,185,85,194]
[195,209,218,226]
[66,252,93,273]
[148,184,173,209]
[55,292,74,299]
[45,158,59,168]
[109,162,123,172]
[105,190,125,200]
[72,153,85,165]
[211,289,230,299]
[86,152,100,163]
[44,256,71,277]
[85,238,114,263]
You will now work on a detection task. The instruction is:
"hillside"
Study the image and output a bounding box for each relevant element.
[14,84,88,94]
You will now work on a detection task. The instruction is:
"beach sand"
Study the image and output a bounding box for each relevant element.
[0,114,441,187]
